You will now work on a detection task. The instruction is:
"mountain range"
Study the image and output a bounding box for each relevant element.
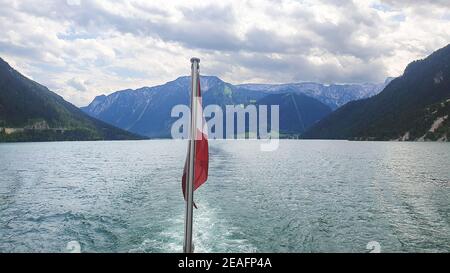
[303,44,450,141]
[0,58,144,142]
[2,43,449,142]
[82,76,387,138]
[238,79,392,110]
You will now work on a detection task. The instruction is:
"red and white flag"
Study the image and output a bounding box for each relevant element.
[182,78,208,208]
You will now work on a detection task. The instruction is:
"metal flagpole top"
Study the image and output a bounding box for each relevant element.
[190,57,200,64]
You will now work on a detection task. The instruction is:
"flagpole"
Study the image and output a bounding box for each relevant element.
[184,57,200,253]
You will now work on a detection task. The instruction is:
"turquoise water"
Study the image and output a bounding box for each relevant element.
[0,140,449,253]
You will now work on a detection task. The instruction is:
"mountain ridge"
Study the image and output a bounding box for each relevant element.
[256,92,332,136]
[303,44,450,141]
[82,75,388,137]
[85,76,390,110]
[0,57,145,142]
[82,75,267,137]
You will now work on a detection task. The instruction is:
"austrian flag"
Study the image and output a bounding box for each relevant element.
[181,77,209,208]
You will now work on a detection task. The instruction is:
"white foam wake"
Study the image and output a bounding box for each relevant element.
[130,201,256,253]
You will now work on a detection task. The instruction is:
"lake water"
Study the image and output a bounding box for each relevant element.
[0,140,449,253]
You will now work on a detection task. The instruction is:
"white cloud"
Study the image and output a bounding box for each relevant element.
[66,77,88,92]
[0,0,449,106]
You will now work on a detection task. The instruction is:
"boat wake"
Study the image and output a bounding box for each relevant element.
[129,201,256,253]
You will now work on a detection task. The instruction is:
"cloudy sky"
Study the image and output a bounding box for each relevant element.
[1,0,449,106]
